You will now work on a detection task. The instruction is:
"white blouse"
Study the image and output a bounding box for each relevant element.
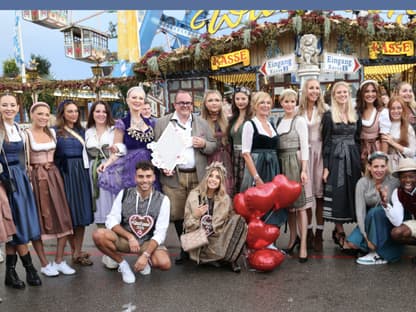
[276,116,309,161]
[241,117,277,153]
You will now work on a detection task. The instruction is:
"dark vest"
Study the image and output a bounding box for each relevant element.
[398,187,416,218]
[121,188,165,245]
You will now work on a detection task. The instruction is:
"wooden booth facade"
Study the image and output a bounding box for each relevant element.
[134,11,416,111]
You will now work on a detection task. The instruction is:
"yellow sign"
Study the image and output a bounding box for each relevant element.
[210,49,250,70]
[191,10,416,35]
[369,41,414,60]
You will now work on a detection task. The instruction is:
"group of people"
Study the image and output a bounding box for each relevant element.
[1,79,416,286]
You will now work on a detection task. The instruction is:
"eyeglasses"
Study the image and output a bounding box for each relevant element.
[234,86,251,96]
[176,101,192,106]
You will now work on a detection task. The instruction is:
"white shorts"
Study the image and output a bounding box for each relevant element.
[403,220,416,238]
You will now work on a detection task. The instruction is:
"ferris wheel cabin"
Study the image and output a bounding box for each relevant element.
[22,10,68,29]
[61,25,109,63]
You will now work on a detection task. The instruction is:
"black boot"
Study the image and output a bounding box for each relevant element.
[307,229,315,250]
[174,220,189,265]
[5,254,25,289]
[20,253,42,286]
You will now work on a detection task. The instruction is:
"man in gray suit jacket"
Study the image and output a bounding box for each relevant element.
[154,90,217,264]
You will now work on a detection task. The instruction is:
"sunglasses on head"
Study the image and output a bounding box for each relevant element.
[234,86,251,96]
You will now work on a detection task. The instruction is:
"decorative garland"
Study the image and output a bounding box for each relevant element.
[134,10,416,79]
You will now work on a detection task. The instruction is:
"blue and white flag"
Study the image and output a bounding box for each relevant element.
[13,11,25,66]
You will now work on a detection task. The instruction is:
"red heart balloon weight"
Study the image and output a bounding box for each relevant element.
[246,219,280,250]
[233,193,253,221]
[248,249,285,272]
[272,175,302,209]
[244,182,278,218]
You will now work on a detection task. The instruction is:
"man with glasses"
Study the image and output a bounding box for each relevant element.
[154,90,216,264]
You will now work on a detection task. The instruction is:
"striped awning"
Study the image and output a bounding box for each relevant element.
[209,72,257,88]
[364,63,416,81]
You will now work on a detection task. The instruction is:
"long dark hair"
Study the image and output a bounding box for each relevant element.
[55,99,83,136]
[355,80,383,115]
[226,87,252,138]
[86,101,115,129]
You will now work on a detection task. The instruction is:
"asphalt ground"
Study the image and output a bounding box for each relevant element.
[1,222,416,312]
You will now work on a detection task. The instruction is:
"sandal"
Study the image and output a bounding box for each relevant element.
[332,228,339,245]
[72,256,93,266]
[337,232,346,249]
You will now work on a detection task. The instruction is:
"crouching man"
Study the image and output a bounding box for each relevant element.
[93,161,171,284]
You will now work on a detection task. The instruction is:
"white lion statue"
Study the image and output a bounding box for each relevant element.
[299,34,319,66]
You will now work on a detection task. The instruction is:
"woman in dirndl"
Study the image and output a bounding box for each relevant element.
[85,100,116,226]
[322,81,362,249]
[201,90,234,195]
[183,161,247,272]
[98,86,157,195]
[355,80,383,171]
[26,102,75,276]
[227,86,252,195]
[297,78,329,252]
[54,99,93,266]
[380,96,416,172]
[276,89,310,262]
[0,93,42,288]
[240,91,283,231]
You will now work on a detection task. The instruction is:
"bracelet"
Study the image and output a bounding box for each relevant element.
[143,251,151,259]
[253,174,260,180]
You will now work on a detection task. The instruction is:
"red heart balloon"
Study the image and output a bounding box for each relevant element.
[248,249,285,272]
[244,182,278,217]
[246,219,280,250]
[272,175,302,209]
[233,193,253,221]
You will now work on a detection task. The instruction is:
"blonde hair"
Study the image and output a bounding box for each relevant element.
[251,91,272,114]
[298,78,328,117]
[279,88,298,102]
[196,161,227,199]
[393,81,416,110]
[201,90,228,145]
[330,81,357,123]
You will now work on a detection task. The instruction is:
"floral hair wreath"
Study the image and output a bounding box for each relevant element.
[205,161,227,177]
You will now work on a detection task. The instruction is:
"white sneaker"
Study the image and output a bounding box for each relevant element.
[267,243,278,250]
[40,262,60,277]
[356,252,388,265]
[139,263,151,276]
[53,261,76,275]
[0,251,3,263]
[102,255,119,269]
[118,260,136,284]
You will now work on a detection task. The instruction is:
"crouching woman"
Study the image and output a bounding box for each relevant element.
[344,152,402,264]
[183,162,247,272]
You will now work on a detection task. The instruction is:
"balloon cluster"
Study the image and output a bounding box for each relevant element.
[234,175,302,271]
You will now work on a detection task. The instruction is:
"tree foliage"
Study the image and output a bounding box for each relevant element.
[30,54,53,79]
[3,58,20,78]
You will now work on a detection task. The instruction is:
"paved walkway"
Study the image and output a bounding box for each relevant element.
[1,223,416,312]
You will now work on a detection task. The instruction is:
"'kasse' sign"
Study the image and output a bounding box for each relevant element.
[322,52,361,73]
[259,54,297,77]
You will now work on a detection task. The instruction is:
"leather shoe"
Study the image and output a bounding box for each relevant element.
[175,250,189,265]
[230,262,241,273]
[298,256,308,263]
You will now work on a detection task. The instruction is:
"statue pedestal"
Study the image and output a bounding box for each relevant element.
[297,65,320,91]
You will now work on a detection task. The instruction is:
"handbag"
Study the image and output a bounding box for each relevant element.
[180,227,209,252]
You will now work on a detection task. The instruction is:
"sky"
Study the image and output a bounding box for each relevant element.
[0,10,179,80]
[0,10,414,81]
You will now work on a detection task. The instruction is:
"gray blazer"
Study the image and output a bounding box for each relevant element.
[154,113,217,188]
